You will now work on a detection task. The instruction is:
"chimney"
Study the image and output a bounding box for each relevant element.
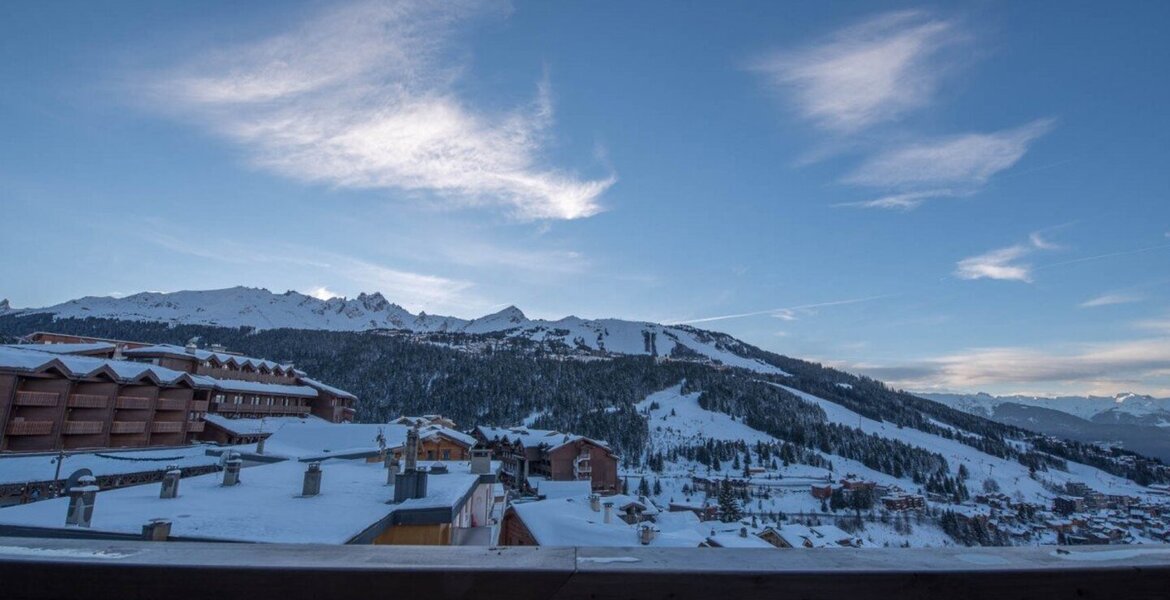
[302,462,322,497]
[392,469,429,503]
[112,345,125,361]
[404,427,419,472]
[739,527,748,538]
[589,494,601,512]
[255,437,266,455]
[65,475,98,527]
[470,447,491,475]
[386,457,400,485]
[603,501,614,524]
[160,465,181,499]
[639,524,654,545]
[184,341,198,355]
[142,519,171,541]
[222,453,242,486]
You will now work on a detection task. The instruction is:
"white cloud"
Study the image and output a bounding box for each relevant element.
[851,337,1170,396]
[150,0,612,220]
[954,230,1059,283]
[845,119,1054,189]
[954,244,1034,282]
[751,11,958,133]
[1079,293,1143,308]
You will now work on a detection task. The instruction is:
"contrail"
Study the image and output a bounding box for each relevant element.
[1036,242,1170,270]
[668,294,895,325]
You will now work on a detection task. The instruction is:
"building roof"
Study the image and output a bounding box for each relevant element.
[537,480,593,499]
[765,524,864,548]
[475,426,612,453]
[299,377,358,401]
[706,532,776,549]
[0,459,491,544]
[201,415,328,437]
[0,446,221,486]
[122,344,294,371]
[508,494,694,547]
[3,342,116,356]
[0,345,201,387]
[197,376,319,399]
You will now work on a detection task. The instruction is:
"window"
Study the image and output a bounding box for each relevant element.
[442,449,451,460]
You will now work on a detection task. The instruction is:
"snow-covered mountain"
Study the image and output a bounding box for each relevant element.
[924,392,1170,424]
[4,287,785,374]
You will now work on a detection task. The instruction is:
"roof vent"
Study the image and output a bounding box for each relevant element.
[184,341,198,354]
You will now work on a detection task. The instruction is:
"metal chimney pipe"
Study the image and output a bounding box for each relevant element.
[160,465,180,499]
[589,494,601,512]
[404,427,419,471]
[222,453,242,486]
[603,501,614,524]
[302,462,322,497]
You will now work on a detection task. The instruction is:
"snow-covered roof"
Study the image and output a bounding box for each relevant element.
[202,377,319,399]
[3,342,115,356]
[537,480,593,499]
[201,414,327,437]
[0,459,492,544]
[299,377,357,401]
[122,344,294,371]
[766,524,863,548]
[706,532,775,549]
[475,426,611,452]
[0,346,201,387]
[508,494,693,547]
[0,446,221,486]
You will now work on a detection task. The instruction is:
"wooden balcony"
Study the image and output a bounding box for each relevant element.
[13,391,59,407]
[109,421,147,434]
[187,420,206,432]
[115,396,153,410]
[190,400,210,412]
[62,421,105,435]
[151,421,185,433]
[156,398,189,411]
[67,394,109,408]
[214,404,242,414]
[5,420,53,436]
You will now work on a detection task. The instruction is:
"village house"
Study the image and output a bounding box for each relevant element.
[881,492,926,512]
[498,491,704,547]
[473,426,619,493]
[757,524,865,549]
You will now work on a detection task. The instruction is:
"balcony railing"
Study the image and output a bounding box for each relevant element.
[190,400,209,412]
[156,398,188,411]
[109,421,147,434]
[0,538,1168,600]
[151,421,184,433]
[186,421,205,432]
[67,394,109,408]
[4,420,53,436]
[115,396,153,410]
[62,421,104,435]
[13,391,59,407]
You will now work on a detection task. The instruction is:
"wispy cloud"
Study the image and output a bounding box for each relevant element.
[835,189,959,210]
[751,11,959,133]
[148,0,612,220]
[668,294,892,325]
[954,230,1060,283]
[1080,293,1144,308]
[844,119,1054,190]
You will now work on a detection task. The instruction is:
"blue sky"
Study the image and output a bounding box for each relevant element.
[1,1,1168,396]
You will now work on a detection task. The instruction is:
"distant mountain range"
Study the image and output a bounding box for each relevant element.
[925,392,1170,462]
[0,287,784,374]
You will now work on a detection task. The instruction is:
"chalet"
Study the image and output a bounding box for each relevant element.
[392,415,458,430]
[473,426,618,493]
[757,524,864,549]
[0,339,357,454]
[881,493,926,512]
[810,484,833,500]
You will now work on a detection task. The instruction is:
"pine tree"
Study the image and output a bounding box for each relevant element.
[717,478,743,523]
[653,479,663,495]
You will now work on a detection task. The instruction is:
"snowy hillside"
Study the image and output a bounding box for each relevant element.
[7,287,784,374]
[627,384,1166,548]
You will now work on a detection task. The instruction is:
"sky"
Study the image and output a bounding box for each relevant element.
[1,1,1168,397]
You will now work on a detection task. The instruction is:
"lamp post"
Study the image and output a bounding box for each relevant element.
[51,449,67,497]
